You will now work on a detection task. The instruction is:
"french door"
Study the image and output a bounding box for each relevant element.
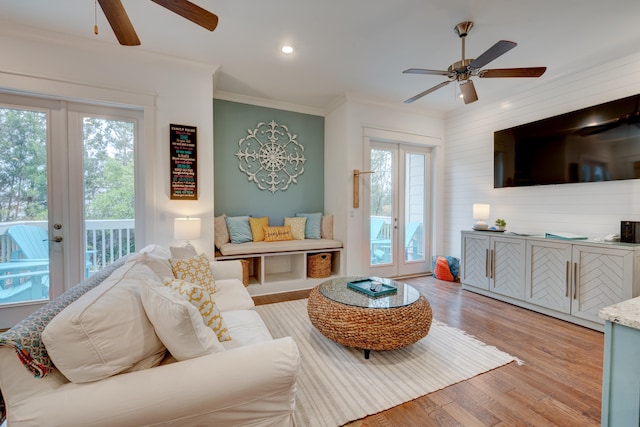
[0,92,140,328]
[366,139,431,277]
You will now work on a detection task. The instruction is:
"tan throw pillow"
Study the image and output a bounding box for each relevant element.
[164,278,231,342]
[284,217,307,240]
[249,216,269,242]
[169,253,218,293]
[139,279,224,361]
[214,214,230,249]
[321,214,334,239]
[263,225,293,242]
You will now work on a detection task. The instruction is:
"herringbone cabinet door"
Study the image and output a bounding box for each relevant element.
[491,238,526,299]
[526,241,572,314]
[461,234,489,289]
[572,245,631,323]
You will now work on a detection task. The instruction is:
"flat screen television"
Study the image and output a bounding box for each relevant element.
[494,93,640,188]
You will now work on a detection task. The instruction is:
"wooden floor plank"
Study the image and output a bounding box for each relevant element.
[253,275,603,426]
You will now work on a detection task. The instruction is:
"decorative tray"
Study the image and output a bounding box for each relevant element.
[347,278,397,297]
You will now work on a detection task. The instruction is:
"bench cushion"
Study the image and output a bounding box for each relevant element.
[217,239,342,256]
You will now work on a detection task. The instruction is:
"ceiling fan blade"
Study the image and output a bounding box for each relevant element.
[97,0,141,45]
[459,80,478,104]
[468,40,517,70]
[150,0,219,31]
[479,67,547,78]
[403,68,451,77]
[404,81,452,104]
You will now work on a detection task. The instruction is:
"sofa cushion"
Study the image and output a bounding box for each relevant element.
[138,243,172,259]
[264,225,293,242]
[140,279,224,360]
[221,310,273,350]
[163,278,231,342]
[214,213,230,249]
[226,215,253,244]
[169,253,218,293]
[296,212,322,239]
[212,279,256,312]
[284,217,307,240]
[217,238,343,256]
[41,262,166,383]
[249,216,269,242]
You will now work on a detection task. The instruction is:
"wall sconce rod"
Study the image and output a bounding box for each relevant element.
[353,169,374,208]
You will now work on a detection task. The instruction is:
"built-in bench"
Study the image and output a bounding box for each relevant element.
[215,239,343,296]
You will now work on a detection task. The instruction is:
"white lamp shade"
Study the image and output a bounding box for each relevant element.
[473,204,490,220]
[174,217,201,241]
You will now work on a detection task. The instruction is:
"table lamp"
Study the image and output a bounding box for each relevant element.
[472,204,490,230]
[174,217,201,245]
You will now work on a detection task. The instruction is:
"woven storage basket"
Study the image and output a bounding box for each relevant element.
[307,253,332,278]
[239,259,250,286]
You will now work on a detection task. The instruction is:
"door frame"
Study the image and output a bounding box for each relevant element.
[362,127,436,277]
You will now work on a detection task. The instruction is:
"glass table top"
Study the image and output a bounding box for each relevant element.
[318,276,421,309]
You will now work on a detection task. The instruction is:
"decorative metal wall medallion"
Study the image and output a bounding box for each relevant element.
[235,120,306,193]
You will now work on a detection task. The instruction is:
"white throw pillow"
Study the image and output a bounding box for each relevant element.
[126,251,173,280]
[139,279,224,360]
[42,262,166,383]
[169,243,198,260]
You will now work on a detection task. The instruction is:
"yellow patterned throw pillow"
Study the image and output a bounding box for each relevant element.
[263,225,293,242]
[163,278,231,342]
[284,217,307,240]
[249,216,269,242]
[169,253,217,293]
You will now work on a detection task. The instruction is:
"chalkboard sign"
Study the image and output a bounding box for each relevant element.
[170,124,197,200]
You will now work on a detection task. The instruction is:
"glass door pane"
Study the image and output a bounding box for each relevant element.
[82,116,136,276]
[404,152,425,263]
[0,107,50,305]
[369,148,394,266]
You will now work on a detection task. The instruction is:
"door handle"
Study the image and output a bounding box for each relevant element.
[44,236,63,243]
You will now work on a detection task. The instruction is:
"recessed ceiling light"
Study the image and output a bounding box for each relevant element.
[281,45,294,54]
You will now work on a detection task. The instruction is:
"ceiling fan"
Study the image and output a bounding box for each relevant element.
[96,0,219,46]
[403,21,546,104]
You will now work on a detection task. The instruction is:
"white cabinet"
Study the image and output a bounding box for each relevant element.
[461,233,525,299]
[462,231,640,331]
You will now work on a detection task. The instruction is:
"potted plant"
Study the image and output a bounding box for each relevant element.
[495,218,507,231]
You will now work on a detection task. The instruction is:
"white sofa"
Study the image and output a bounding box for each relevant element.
[0,244,299,427]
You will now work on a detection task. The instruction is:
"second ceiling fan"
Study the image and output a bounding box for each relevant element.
[97,0,219,46]
[403,21,546,104]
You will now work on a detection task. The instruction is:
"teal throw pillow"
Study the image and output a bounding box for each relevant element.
[225,216,253,243]
[296,212,322,239]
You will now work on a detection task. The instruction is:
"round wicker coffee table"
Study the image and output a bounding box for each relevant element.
[307,276,432,359]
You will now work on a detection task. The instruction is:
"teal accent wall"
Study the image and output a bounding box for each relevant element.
[213,99,324,225]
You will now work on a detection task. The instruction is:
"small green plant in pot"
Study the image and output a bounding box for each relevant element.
[495,218,507,230]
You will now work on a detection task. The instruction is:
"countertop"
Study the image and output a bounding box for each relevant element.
[599,296,640,330]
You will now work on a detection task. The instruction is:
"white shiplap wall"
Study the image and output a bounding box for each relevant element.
[443,52,640,257]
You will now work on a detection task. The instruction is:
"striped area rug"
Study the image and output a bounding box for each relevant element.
[255,298,520,427]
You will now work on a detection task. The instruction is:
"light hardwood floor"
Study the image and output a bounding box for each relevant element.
[253,275,603,427]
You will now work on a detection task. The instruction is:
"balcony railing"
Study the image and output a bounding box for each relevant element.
[0,219,135,272]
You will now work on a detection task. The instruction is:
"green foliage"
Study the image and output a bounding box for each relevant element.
[370,149,392,216]
[495,218,507,227]
[0,109,135,222]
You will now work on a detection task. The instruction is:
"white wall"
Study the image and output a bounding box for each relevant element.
[0,26,219,256]
[444,52,640,258]
[325,98,445,275]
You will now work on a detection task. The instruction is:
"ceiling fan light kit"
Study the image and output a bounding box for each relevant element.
[96,0,218,46]
[403,21,547,104]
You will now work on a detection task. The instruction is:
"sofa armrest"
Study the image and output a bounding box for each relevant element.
[11,337,299,427]
[210,259,243,281]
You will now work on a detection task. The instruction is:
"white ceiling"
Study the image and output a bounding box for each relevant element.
[1,0,640,113]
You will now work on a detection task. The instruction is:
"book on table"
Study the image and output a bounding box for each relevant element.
[545,232,588,240]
